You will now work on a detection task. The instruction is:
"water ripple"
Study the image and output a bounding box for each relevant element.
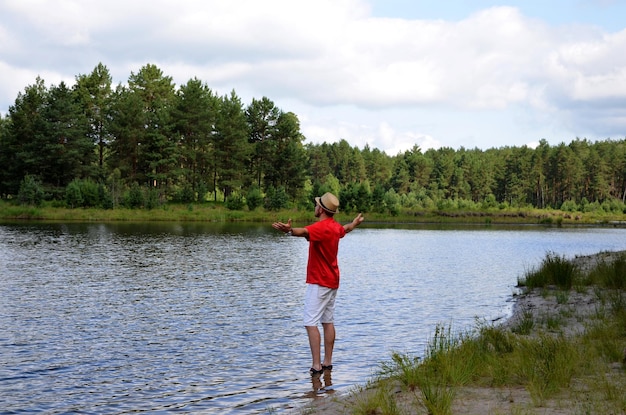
[1,223,626,413]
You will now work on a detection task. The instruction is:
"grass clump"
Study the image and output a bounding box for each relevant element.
[518,251,580,290]
[516,334,580,405]
[350,381,405,415]
[587,252,626,290]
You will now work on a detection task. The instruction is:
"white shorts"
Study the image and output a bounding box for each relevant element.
[303,284,337,326]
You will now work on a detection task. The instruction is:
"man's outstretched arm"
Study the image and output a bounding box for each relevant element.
[344,213,364,233]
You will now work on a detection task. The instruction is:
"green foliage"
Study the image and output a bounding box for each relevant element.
[65,180,83,208]
[340,182,372,213]
[482,193,498,209]
[5,64,626,221]
[81,180,100,207]
[225,192,245,210]
[17,175,45,206]
[99,184,114,209]
[560,199,579,212]
[144,187,159,210]
[384,188,401,216]
[65,179,107,208]
[175,185,195,203]
[245,186,263,211]
[264,186,289,211]
[124,183,144,209]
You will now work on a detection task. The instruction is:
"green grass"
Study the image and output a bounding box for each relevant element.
[2,199,626,225]
[518,252,580,290]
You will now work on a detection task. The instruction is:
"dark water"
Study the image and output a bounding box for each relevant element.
[1,222,625,414]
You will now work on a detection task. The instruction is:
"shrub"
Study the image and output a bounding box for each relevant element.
[144,187,160,210]
[65,180,83,208]
[125,183,144,209]
[17,175,45,206]
[560,199,578,212]
[264,186,289,211]
[225,192,245,210]
[384,189,400,216]
[246,187,263,211]
[80,180,100,207]
[482,194,498,209]
[99,184,114,209]
[175,185,195,203]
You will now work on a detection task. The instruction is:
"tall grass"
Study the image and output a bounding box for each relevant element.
[518,251,580,289]
[516,334,580,405]
[588,253,626,289]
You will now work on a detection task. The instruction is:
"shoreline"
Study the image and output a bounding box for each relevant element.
[293,249,626,414]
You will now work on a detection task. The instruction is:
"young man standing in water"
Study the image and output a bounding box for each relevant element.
[272,192,364,375]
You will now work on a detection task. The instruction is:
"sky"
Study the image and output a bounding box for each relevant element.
[1,0,626,155]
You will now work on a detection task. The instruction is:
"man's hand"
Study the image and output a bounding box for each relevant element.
[272,218,293,234]
[344,213,364,233]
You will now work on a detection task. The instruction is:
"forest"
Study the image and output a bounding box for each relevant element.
[1,62,626,216]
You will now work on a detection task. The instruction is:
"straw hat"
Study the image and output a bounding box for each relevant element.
[315,192,339,214]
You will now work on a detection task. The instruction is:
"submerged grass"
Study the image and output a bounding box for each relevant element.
[342,252,626,415]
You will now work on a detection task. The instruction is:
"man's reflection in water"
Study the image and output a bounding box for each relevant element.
[306,370,335,398]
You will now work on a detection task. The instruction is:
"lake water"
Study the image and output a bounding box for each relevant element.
[1,221,626,414]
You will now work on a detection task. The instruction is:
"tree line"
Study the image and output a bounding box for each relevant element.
[1,62,625,214]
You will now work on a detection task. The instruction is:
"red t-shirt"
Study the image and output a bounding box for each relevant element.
[305,218,346,289]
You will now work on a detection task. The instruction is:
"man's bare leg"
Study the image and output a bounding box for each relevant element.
[306,325,322,371]
[322,322,335,368]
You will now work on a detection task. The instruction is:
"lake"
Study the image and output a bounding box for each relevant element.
[1,222,625,414]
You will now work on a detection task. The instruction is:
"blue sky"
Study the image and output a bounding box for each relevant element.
[1,0,626,154]
[371,0,626,30]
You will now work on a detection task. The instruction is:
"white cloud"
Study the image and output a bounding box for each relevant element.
[1,1,626,151]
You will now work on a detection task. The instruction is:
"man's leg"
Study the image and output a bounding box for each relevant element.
[322,322,335,368]
[306,325,322,371]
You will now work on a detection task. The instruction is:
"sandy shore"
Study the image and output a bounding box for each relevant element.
[292,250,626,415]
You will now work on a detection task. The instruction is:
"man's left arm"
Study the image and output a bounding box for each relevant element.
[344,213,364,233]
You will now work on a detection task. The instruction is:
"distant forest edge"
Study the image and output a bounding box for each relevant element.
[1,62,626,219]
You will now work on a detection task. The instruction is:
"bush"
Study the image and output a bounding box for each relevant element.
[225,192,245,210]
[17,175,45,206]
[80,180,100,207]
[65,180,83,208]
[384,189,400,216]
[175,185,195,203]
[246,187,263,211]
[99,184,114,209]
[560,199,578,212]
[144,187,160,210]
[264,186,289,211]
[124,183,144,209]
[482,194,498,209]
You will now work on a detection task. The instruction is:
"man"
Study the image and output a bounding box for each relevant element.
[272,192,364,376]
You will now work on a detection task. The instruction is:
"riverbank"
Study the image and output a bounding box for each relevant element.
[293,250,626,415]
[1,199,626,226]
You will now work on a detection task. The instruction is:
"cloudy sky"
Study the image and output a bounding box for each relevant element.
[1,0,626,154]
